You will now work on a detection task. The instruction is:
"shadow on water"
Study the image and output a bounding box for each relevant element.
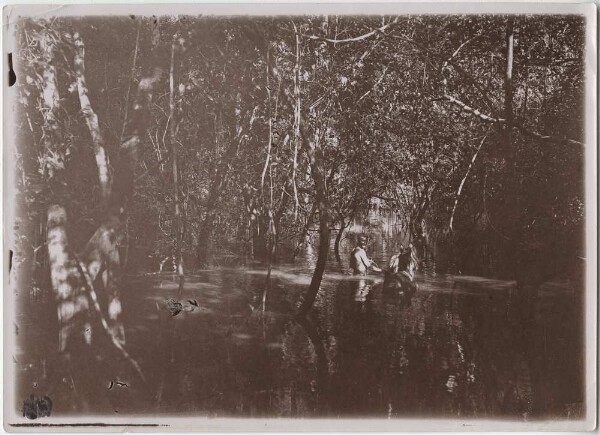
[16,258,584,419]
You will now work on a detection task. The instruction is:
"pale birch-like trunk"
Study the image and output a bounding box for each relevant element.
[73,32,111,201]
[39,33,93,353]
[44,22,165,379]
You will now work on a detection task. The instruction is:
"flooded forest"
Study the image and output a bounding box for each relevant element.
[8,13,587,422]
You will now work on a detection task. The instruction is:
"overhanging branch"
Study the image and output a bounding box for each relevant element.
[443,95,503,123]
[514,123,585,147]
[298,17,399,44]
[398,35,498,116]
[443,95,584,147]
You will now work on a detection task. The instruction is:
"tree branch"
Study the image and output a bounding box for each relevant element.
[514,123,585,147]
[298,17,399,44]
[357,65,389,103]
[443,95,585,146]
[443,94,503,123]
[449,134,488,231]
[409,33,585,148]
[399,35,498,115]
[442,34,480,93]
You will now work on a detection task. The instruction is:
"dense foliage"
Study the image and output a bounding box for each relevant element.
[12,14,585,300]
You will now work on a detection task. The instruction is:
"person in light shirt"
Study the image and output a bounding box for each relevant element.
[350,235,381,275]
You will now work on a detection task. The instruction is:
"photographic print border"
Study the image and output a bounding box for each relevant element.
[2,1,597,431]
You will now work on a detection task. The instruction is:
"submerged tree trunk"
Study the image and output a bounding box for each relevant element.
[296,128,330,318]
[296,196,330,318]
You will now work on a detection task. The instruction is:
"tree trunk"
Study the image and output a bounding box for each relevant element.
[503,18,529,295]
[73,32,111,202]
[47,206,91,352]
[296,127,330,318]
[40,32,92,354]
[296,196,330,317]
[504,16,515,161]
[44,22,163,387]
[196,210,216,266]
[168,35,185,294]
[292,202,317,260]
[333,217,345,260]
[196,107,258,267]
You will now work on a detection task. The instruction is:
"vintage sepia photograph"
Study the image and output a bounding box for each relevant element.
[3,3,597,431]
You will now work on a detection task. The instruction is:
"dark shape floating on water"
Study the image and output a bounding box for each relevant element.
[166,298,183,316]
[382,269,417,297]
[165,298,199,316]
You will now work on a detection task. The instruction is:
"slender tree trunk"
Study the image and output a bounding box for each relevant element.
[333,216,346,260]
[196,208,217,266]
[273,181,292,260]
[196,107,258,267]
[291,21,301,220]
[296,196,330,317]
[504,18,530,295]
[73,32,111,202]
[292,202,317,260]
[296,128,330,318]
[168,36,185,294]
[261,211,276,312]
[505,16,515,162]
[410,186,431,241]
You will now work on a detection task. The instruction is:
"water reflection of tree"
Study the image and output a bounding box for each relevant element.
[362,289,533,418]
[277,319,323,416]
[327,280,388,415]
[124,273,583,419]
[296,317,329,412]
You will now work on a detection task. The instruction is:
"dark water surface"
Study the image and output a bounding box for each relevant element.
[15,236,585,420]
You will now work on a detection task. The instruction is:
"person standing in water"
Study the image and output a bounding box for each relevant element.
[350,235,380,303]
[388,243,418,280]
[350,235,381,275]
